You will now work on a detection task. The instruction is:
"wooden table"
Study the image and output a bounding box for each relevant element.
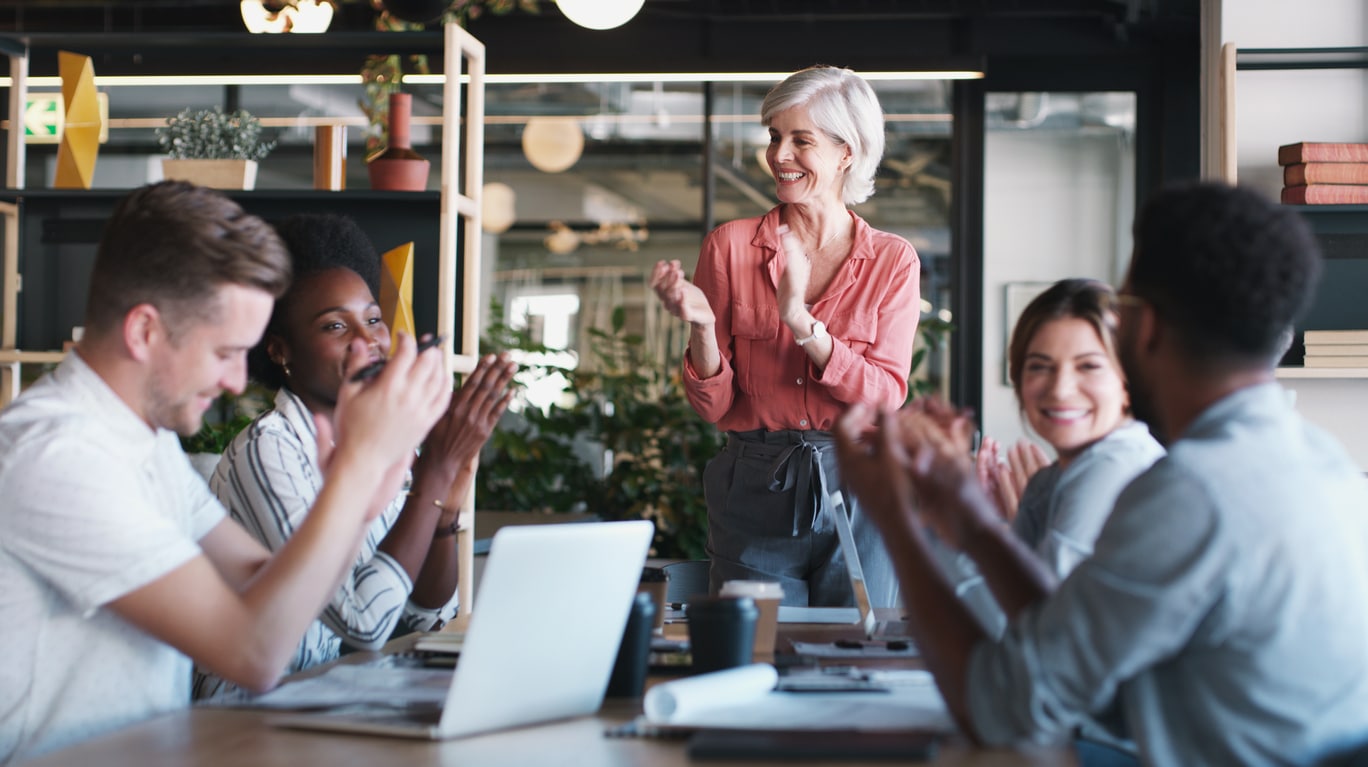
[18,611,1077,767]
[17,706,1075,767]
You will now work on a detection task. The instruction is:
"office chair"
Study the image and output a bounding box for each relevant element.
[662,559,711,604]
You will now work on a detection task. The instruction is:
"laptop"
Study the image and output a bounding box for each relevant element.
[776,493,912,640]
[271,519,654,739]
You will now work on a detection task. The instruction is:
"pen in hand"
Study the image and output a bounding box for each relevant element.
[349,334,446,383]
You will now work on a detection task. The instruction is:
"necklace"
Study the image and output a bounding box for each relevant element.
[810,224,849,255]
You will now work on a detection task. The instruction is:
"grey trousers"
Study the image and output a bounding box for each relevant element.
[702,428,900,608]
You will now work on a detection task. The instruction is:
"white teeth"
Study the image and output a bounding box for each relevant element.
[778,172,803,180]
[1044,409,1087,419]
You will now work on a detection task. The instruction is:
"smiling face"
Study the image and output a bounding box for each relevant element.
[765,105,852,209]
[1019,316,1130,466]
[269,267,389,415]
[144,283,274,436]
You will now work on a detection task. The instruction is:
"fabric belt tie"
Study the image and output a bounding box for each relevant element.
[727,429,837,537]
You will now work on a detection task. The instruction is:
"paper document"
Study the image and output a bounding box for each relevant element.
[243,664,453,710]
[642,664,953,733]
[413,632,466,654]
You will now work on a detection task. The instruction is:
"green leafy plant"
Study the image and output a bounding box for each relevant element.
[477,303,722,559]
[156,107,276,161]
[907,315,955,401]
[179,384,272,455]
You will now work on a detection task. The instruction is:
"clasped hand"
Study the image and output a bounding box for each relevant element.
[834,397,998,550]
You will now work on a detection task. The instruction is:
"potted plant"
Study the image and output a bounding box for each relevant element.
[360,0,537,159]
[157,106,276,190]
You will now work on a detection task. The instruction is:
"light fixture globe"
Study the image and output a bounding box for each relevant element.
[556,0,645,30]
[481,182,517,234]
[521,117,585,174]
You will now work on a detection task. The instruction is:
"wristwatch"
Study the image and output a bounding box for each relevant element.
[795,320,827,347]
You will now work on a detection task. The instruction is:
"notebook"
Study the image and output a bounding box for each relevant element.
[776,493,912,640]
[271,519,654,740]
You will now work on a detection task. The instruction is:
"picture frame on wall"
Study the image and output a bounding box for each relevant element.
[1002,281,1054,386]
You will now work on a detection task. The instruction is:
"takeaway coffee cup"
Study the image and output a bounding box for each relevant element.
[720,580,784,658]
[686,595,758,674]
[637,566,669,635]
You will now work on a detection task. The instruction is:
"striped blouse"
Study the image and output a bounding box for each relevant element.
[191,387,457,700]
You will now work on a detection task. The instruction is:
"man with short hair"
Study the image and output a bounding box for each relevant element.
[836,182,1368,765]
[0,181,452,763]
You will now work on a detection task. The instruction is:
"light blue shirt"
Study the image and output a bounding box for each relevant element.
[1012,420,1164,578]
[969,383,1368,765]
[945,421,1162,640]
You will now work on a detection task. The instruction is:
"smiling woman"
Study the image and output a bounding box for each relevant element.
[192,212,516,701]
[976,278,1164,579]
[649,66,922,609]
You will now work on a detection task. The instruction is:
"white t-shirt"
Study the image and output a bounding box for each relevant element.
[0,354,224,764]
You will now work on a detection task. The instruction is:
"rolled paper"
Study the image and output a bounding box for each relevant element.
[643,663,777,723]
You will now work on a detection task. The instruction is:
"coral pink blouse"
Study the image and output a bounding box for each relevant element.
[683,206,921,433]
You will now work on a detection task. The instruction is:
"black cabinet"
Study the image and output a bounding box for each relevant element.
[1294,205,1368,331]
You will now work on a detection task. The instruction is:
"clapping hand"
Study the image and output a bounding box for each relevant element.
[650,260,715,325]
[776,225,810,323]
[419,353,518,524]
[318,333,453,522]
[834,404,920,538]
[975,437,1049,522]
[891,400,995,549]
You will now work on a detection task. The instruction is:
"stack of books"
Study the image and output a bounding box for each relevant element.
[1303,329,1368,368]
[1279,142,1368,204]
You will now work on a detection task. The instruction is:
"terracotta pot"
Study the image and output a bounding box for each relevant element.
[161,158,258,190]
[368,92,430,192]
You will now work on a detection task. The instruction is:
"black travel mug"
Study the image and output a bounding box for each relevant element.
[686,595,758,674]
[606,591,657,698]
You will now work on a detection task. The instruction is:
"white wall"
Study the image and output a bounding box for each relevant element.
[979,129,1134,449]
[1219,0,1368,468]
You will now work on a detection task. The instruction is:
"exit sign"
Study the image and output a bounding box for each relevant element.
[23,93,109,145]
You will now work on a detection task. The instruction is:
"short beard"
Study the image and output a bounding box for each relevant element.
[1119,342,1166,447]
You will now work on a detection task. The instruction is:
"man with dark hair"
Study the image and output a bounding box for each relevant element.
[836,182,1368,765]
[0,182,453,763]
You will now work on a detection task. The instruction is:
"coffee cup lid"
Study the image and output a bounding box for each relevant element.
[719,580,784,599]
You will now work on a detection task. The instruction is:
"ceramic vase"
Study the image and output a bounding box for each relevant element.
[367,92,430,192]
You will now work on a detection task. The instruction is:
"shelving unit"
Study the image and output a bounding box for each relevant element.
[0,25,489,620]
[1220,44,1368,380]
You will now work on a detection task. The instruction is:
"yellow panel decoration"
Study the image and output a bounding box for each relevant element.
[379,241,416,349]
[54,51,102,189]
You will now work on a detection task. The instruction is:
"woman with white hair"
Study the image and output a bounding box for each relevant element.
[652,66,921,607]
